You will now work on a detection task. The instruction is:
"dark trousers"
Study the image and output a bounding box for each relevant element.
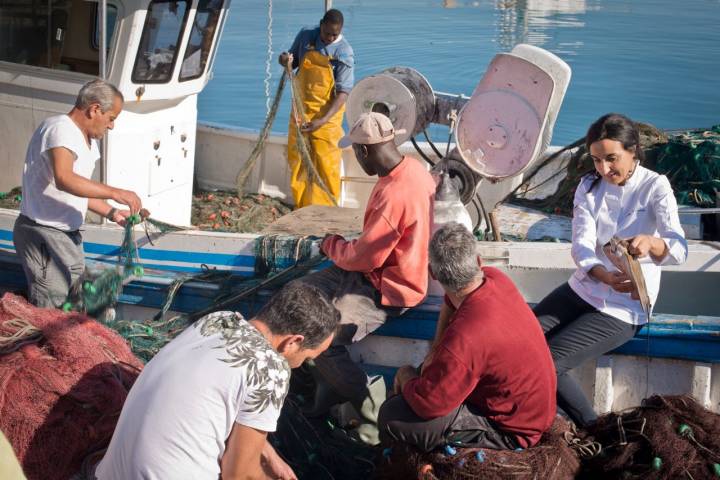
[378,394,519,452]
[533,283,639,427]
[291,266,406,401]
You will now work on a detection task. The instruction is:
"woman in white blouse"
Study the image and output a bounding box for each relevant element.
[533,113,688,427]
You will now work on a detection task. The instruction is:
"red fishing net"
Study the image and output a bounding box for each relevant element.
[0,293,142,480]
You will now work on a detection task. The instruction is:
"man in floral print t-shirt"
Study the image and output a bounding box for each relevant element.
[97,283,339,480]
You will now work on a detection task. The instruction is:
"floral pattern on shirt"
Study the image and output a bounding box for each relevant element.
[196,311,290,413]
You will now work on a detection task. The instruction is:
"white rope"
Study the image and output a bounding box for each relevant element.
[264,0,274,116]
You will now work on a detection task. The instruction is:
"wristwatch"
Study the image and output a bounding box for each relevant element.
[106,207,118,221]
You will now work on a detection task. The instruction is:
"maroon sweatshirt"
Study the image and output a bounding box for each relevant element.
[402,267,557,447]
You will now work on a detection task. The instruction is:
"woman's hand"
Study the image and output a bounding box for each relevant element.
[627,234,653,258]
[628,234,668,261]
[589,265,633,293]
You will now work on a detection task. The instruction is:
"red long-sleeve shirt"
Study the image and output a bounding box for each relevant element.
[402,267,557,447]
[321,156,435,307]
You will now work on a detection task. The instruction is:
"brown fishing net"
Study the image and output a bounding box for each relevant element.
[582,394,720,480]
[191,190,293,232]
[375,416,581,480]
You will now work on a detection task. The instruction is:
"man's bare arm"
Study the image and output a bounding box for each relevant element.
[50,147,141,213]
[221,423,268,480]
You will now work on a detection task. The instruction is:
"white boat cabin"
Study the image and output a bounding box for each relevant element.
[0,0,231,225]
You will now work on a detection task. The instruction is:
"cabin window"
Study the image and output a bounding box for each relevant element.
[179,0,223,81]
[92,3,119,52]
[0,0,117,74]
[132,0,190,84]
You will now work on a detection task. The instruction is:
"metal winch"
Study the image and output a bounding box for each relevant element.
[345,44,572,229]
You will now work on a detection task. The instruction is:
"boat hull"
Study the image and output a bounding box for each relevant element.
[2,206,719,415]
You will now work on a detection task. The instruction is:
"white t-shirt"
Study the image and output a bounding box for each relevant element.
[20,115,100,231]
[95,312,291,480]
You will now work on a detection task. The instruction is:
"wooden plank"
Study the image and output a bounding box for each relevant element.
[261,205,364,237]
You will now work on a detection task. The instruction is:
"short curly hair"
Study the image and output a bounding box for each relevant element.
[256,282,339,348]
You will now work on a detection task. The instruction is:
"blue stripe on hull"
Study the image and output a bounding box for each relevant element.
[2,228,719,365]
[2,228,258,270]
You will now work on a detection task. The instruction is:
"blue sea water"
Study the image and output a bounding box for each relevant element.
[199,0,720,146]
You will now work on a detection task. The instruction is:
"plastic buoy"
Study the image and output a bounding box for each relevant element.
[652,457,662,470]
[382,447,393,458]
[61,302,73,312]
[444,445,457,456]
[678,424,692,436]
[132,265,144,277]
[83,281,96,294]
[475,450,486,463]
[711,463,720,477]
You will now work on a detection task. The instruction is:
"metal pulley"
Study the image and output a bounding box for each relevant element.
[432,155,479,206]
[345,66,435,145]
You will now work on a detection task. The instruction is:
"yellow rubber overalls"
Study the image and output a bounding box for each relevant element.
[287,43,344,208]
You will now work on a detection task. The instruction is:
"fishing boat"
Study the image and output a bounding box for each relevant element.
[0,0,718,419]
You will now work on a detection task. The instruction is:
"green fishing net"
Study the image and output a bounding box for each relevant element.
[63,218,323,362]
[654,125,720,207]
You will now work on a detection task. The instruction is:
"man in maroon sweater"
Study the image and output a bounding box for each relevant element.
[378,223,557,451]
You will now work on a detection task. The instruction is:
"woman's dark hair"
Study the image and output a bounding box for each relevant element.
[256,282,339,349]
[321,9,344,26]
[584,113,645,191]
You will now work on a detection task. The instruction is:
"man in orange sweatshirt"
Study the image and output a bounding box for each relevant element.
[291,112,436,443]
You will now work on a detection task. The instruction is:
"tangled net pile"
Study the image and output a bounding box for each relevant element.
[191,191,293,233]
[67,224,323,362]
[654,125,720,207]
[375,417,581,480]
[63,214,147,317]
[269,395,377,480]
[582,394,720,479]
[0,293,143,480]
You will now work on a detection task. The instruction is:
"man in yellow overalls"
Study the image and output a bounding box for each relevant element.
[279,9,354,208]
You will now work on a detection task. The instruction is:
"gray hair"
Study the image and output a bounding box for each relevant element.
[429,222,483,292]
[75,79,124,112]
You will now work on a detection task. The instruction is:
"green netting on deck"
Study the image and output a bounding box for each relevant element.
[655,125,720,207]
[67,224,323,362]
